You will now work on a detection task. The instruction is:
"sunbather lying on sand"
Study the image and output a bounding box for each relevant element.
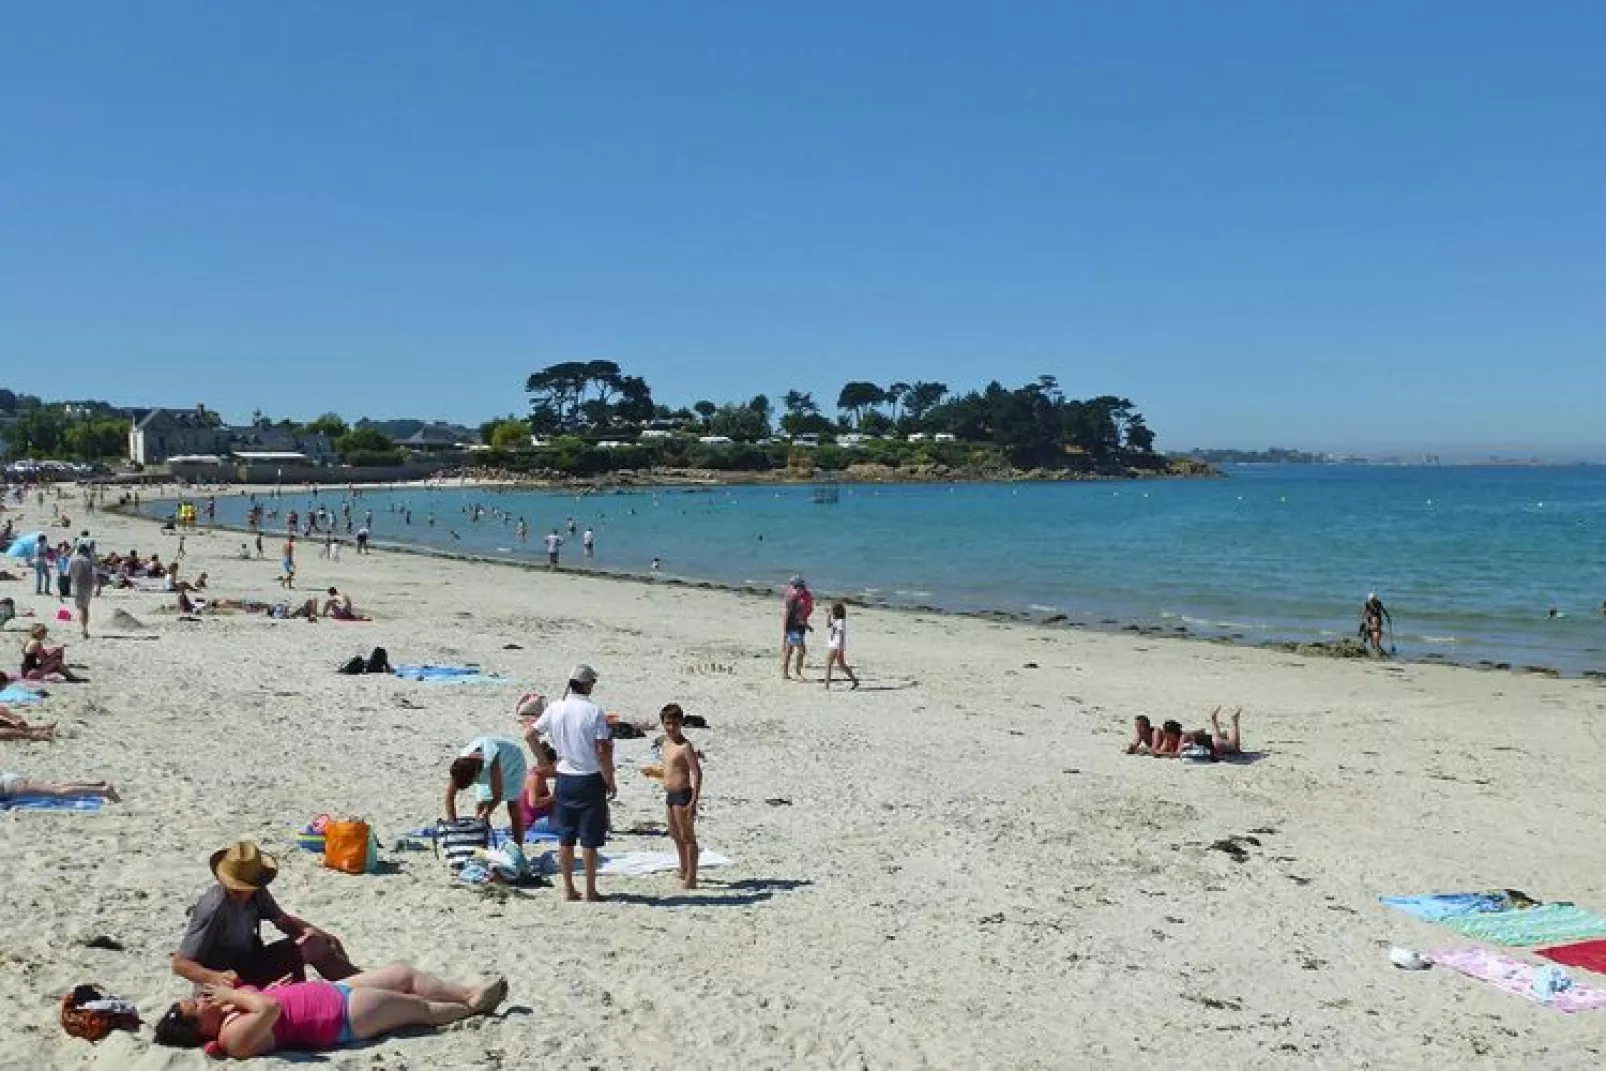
[0,772,118,801]
[154,965,507,1058]
[1124,715,1155,754]
[0,707,55,741]
[1143,707,1244,760]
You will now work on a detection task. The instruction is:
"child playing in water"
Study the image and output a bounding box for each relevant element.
[659,703,703,889]
[823,602,859,690]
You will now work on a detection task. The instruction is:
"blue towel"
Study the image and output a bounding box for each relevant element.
[392,664,505,685]
[0,686,45,706]
[408,822,558,845]
[1381,892,1517,922]
[0,794,103,812]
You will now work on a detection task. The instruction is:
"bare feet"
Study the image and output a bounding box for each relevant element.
[102,784,120,803]
[850,679,860,690]
[469,977,509,1014]
[584,891,606,902]
[562,887,581,902]
[681,878,697,890]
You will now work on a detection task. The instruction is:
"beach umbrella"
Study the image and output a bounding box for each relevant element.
[5,532,45,558]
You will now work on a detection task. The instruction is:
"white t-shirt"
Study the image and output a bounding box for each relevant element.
[544,534,562,553]
[828,618,846,651]
[533,693,610,776]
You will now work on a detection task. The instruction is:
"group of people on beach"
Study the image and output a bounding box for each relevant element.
[443,664,705,900]
[1125,707,1245,762]
[780,576,860,688]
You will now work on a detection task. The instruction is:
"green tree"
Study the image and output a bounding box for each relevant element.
[303,412,349,438]
[487,420,532,449]
[692,400,717,427]
[707,403,769,441]
[901,381,949,425]
[836,381,886,428]
[335,426,403,465]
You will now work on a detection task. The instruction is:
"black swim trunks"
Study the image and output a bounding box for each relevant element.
[664,787,693,808]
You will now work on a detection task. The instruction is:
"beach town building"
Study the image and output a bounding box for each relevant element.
[395,424,465,453]
[128,405,337,465]
[127,406,229,465]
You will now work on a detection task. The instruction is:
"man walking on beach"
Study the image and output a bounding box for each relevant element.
[68,545,95,639]
[544,529,563,568]
[781,576,814,680]
[530,665,615,902]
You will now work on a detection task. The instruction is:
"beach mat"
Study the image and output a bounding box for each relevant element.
[407,824,559,846]
[1440,903,1606,947]
[537,849,732,878]
[1381,892,1515,923]
[1431,948,1606,1012]
[1538,940,1606,976]
[0,686,45,706]
[393,664,506,685]
[0,794,104,813]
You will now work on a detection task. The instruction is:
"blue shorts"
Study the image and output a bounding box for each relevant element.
[785,629,806,647]
[554,773,609,848]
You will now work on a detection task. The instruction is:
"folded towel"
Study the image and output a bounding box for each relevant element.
[0,794,104,812]
[0,686,45,706]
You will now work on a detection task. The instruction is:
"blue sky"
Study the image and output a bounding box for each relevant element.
[2,3,1603,453]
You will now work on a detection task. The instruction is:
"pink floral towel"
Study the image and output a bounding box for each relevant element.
[1431,948,1606,1012]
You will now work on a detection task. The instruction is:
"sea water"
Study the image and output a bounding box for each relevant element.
[163,466,1606,676]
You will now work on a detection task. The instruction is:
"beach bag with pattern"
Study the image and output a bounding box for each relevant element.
[323,818,373,875]
[436,817,490,871]
[61,984,141,1042]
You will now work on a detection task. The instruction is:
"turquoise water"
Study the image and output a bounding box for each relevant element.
[165,466,1606,676]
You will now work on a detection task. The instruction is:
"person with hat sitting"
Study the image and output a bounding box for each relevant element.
[171,841,360,991]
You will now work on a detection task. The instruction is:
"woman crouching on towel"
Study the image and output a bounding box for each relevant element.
[154,965,507,1058]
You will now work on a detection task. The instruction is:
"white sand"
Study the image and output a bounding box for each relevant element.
[4,491,1605,1068]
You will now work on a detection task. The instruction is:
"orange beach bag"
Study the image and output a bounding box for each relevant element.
[322,818,373,875]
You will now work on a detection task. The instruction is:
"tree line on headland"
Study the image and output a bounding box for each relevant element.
[470,360,1176,477]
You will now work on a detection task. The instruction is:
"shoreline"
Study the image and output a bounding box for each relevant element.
[123,499,1602,682]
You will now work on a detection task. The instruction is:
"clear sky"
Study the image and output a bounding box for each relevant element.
[3,3,1603,453]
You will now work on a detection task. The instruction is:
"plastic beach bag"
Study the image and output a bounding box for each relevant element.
[60,984,141,1042]
[323,818,374,875]
[436,817,490,871]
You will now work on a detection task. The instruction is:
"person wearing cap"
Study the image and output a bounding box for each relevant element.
[445,732,529,845]
[172,841,360,990]
[530,664,615,901]
[781,576,814,680]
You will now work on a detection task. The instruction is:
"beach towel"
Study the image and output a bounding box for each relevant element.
[0,685,45,706]
[392,664,506,685]
[1440,903,1606,947]
[1538,940,1606,976]
[406,822,558,845]
[1431,948,1606,1011]
[1380,892,1516,923]
[536,849,732,877]
[0,794,103,812]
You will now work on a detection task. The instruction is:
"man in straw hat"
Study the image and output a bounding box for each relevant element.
[171,840,360,990]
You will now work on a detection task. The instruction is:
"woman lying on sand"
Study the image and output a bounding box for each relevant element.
[154,965,507,1058]
[0,706,55,741]
[21,624,82,682]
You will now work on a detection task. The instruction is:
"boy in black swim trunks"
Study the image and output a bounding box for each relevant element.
[659,704,703,890]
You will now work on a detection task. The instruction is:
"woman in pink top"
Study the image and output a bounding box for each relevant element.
[154,962,508,1058]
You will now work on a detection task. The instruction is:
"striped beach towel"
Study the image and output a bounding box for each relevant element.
[1441,903,1606,947]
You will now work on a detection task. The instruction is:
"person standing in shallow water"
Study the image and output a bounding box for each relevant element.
[1359,593,1392,654]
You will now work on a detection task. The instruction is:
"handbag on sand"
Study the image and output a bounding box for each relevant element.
[60,984,141,1042]
[436,817,490,871]
[323,818,373,875]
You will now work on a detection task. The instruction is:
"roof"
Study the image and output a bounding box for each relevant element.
[233,451,310,461]
[166,454,228,464]
[399,425,461,446]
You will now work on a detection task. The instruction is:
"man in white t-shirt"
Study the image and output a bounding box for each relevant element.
[531,664,615,901]
[544,530,563,568]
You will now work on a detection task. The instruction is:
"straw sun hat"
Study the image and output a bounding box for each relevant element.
[210,841,278,892]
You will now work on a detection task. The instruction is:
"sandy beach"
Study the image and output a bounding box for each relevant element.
[4,489,1605,1069]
